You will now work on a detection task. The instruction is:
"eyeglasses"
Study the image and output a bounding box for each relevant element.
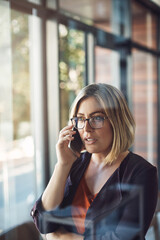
[70,116,108,129]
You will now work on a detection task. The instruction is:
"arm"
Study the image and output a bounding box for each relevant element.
[42,125,77,210]
[31,125,78,232]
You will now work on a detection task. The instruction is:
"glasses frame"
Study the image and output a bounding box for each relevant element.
[70,116,108,129]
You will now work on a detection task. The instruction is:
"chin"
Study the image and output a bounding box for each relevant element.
[86,145,111,155]
[85,146,100,154]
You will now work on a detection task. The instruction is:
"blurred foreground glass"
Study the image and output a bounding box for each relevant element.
[132,49,158,166]
[59,24,85,128]
[41,184,144,240]
[0,4,44,233]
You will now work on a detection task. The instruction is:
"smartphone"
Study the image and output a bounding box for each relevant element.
[68,127,83,156]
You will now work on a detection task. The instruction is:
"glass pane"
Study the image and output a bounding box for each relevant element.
[59,25,86,128]
[95,46,120,89]
[46,19,60,172]
[59,0,130,36]
[0,6,44,232]
[132,49,157,166]
[59,0,104,26]
[132,1,158,49]
[0,1,11,231]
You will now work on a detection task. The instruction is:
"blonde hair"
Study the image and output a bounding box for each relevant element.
[69,83,135,164]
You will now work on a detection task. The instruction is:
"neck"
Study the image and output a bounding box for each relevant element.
[91,150,129,167]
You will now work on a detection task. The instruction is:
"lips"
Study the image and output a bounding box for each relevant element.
[84,137,97,145]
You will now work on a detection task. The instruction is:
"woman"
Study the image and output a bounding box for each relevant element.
[31,83,158,240]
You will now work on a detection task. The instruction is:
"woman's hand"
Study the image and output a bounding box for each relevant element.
[41,125,79,210]
[45,228,83,240]
[56,125,78,167]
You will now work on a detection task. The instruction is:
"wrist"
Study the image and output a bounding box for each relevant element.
[55,161,73,171]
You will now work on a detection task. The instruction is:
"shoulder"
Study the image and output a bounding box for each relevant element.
[124,151,157,170]
[120,151,158,181]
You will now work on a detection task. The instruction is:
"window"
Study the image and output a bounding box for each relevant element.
[59,25,86,128]
[59,0,130,37]
[132,49,158,166]
[0,0,160,234]
[95,46,120,89]
[27,0,41,4]
[132,1,158,49]
[0,3,44,232]
[47,0,57,9]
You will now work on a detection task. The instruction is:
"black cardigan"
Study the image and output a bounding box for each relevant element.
[31,151,158,240]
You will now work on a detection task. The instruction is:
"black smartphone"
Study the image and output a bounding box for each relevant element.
[68,127,83,155]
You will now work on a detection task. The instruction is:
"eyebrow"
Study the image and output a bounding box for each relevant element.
[77,111,105,116]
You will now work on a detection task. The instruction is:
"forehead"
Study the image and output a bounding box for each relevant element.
[77,96,105,115]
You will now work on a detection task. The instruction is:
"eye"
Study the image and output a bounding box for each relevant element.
[77,117,85,121]
[92,116,103,121]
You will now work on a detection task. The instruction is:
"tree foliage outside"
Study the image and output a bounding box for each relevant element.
[59,24,86,127]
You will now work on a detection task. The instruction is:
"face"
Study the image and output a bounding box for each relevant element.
[77,97,113,158]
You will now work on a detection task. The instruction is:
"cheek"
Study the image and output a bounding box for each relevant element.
[102,125,114,142]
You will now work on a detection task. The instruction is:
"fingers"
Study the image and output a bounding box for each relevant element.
[59,125,73,134]
[59,125,76,141]
[56,125,77,149]
[56,125,79,166]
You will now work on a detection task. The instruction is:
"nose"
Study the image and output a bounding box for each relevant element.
[83,119,93,132]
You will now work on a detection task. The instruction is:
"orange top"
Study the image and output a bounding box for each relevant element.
[71,175,97,234]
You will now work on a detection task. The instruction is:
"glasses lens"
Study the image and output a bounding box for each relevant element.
[72,116,105,129]
[89,116,104,128]
[71,118,77,128]
[72,117,84,129]
[77,117,84,129]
